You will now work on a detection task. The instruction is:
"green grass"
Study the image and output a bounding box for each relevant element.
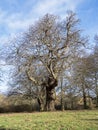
[0,110,98,130]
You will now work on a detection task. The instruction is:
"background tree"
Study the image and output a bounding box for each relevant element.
[93,35,98,106]
[71,57,90,109]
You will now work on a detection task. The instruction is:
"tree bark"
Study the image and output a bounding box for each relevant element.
[82,85,87,109]
[96,95,98,107]
[45,87,56,111]
[45,78,57,111]
[95,74,98,107]
[61,78,64,111]
[37,97,44,111]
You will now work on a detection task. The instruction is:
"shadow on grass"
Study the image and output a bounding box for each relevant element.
[82,119,98,121]
[81,118,98,125]
[0,126,18,130]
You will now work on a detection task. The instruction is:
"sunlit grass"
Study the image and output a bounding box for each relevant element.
[0,110,98,130]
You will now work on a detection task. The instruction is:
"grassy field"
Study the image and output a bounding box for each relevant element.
[0,110,98,130]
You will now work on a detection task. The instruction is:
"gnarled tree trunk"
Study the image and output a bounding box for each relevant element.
[45,87,56,111]
[45,77,57,111]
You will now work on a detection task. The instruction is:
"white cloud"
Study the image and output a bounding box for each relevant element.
[32,0,84,17]
[13,0,84,29]
[0,35,9,45]
[0,9,7,23]
[0,0,84,45]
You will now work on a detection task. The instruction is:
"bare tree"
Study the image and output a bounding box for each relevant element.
[72,57,89,109]
[7,11,87,111]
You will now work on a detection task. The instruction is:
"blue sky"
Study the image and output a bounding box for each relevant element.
[0,0,98,92]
